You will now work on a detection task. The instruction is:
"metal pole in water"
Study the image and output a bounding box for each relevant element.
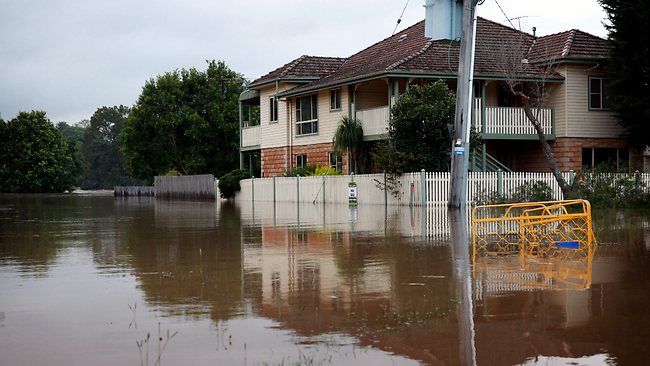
[448,208,477,365]
[449,0,480,209]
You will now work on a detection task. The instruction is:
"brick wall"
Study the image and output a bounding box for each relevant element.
[487,137,628,172]
[261,147,288,177]
[261,143,349,177]
[292,142,348,171]
[551,137,627,171]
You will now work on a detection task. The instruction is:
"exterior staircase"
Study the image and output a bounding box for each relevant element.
[469,145,512,172]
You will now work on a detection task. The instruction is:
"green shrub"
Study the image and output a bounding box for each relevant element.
[572,170,649,208]
[511,181,554,202]
[311,166,341,176]
[283,165,315,177]
[218,169,252,199]
[473,180,554,205]
[473,189,508,206]
[164,168,182,176]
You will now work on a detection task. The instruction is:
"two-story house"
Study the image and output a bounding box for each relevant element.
[240,4,628,177]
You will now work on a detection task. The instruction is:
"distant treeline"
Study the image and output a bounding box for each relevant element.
[0,60,244,193]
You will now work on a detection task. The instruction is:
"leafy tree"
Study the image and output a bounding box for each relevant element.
[57,121,85,143]
[0,111,77,192]
[599,0,650,148]
[121,60,246,182]
[386,81,457,172]
[57,122,87,187]
[82,105,139,189]
[333,117,364,173]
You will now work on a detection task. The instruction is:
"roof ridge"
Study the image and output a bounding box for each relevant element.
[562,29,576,57]
[477,16,534,37]
[386,39,435,70]
[344,20,425,62]
[280,55,307,77]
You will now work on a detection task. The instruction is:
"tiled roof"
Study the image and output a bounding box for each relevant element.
[395,17,553,79]
[323,21,433,83]
[528,29,608,62]
[256,17,607,96]
[249,55,346,87]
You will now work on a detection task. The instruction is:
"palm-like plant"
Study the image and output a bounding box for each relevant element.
[333,117,364,174]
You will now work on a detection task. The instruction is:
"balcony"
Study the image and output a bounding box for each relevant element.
[356,106,389,139]
[354,99,554,141]
[241,125,260,149]
[474,98,554,139]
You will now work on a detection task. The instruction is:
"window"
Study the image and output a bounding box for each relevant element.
[330,89,341,110]
[582,147,628,170]
[269,96,278,122]
[295,95,318,135]
[296,154,307,168]
[328,152,342,172]
[589,77,612,110]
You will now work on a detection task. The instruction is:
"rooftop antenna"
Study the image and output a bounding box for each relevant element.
[392,0,411,35]
[508,15,530,30]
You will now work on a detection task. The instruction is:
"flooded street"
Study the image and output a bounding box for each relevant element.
[1,194,649,365]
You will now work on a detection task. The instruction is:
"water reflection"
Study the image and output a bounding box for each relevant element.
[1,195,650,365]
[449,208,477,366]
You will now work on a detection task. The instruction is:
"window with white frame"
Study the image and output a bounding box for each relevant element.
[330,89,341,111]
[328,151,342,172]
[295,94,318,135]
[269,96,278,122]
[589,77,612,110]
[296,154,307,168]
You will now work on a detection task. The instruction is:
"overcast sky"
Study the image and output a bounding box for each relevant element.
[0,0,608,124]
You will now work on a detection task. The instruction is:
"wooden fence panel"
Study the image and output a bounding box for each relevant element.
[155,174,216,199]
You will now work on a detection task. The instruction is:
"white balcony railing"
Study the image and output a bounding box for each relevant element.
[242,125,261,147]
[355,100,552,139]
[474,98,554,136]
[356,106,390,136]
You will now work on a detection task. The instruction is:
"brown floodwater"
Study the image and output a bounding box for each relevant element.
[0,193,649,365]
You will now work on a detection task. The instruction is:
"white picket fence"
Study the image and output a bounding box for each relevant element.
[238,171,560,205]
[236,171,650,206]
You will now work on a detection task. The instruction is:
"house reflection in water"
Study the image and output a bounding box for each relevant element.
[121,199,648,365]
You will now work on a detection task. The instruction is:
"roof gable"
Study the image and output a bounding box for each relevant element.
[249,55,346,87]
[529,29,608,62]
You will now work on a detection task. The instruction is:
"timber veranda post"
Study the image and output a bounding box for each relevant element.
[449,0,479,209]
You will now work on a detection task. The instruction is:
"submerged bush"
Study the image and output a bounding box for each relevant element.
[572,170,650,208]
[218,169,252,199]
[511,181,554,202]
[473,180,554,205]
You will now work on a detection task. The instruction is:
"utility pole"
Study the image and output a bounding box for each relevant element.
[449,0,479,209]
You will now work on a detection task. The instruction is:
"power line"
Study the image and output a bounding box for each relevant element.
[494,0,516,29]
[392,0,411,35]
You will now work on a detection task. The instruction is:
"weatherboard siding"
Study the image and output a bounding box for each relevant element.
[259,83,297,149]
[563,64,623,138]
